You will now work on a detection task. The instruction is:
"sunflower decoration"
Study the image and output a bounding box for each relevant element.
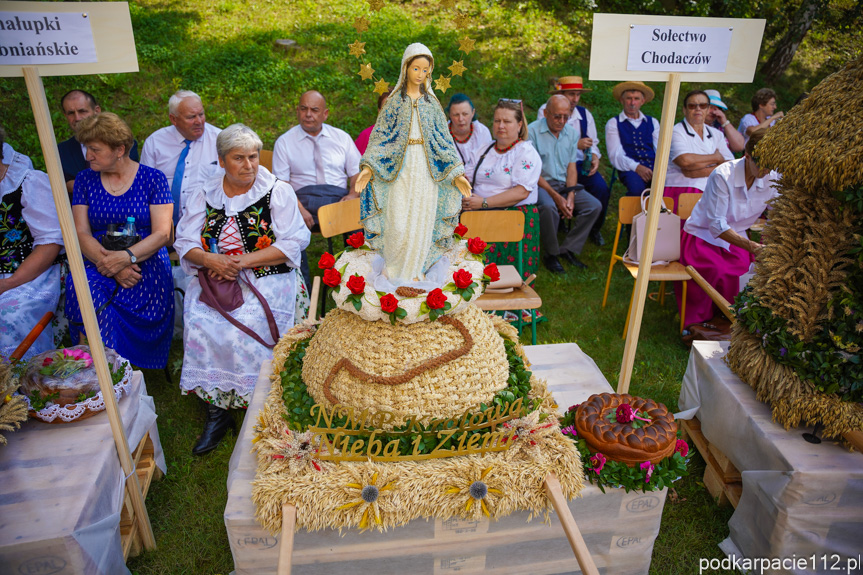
[499,410,559,463]
[445,465,504,519]
[349,0,477,96]
[335,469,396,530]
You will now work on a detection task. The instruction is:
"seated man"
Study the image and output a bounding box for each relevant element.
[528,95,601,273]
[605,81,660,197]
[57,90,139,195]
[272,90,361,287]
[140,90,222,225]
[537,76,609,245]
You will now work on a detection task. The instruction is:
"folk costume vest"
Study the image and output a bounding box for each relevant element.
[575,106,589,140]
[0,186,34,273]
[199,186,293,279]
[616,115,656,169]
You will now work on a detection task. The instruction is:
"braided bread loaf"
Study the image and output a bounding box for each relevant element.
[575,393,677,466]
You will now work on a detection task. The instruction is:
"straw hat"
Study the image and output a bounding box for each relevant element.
[612,81,654,104]
[704,89,728,110]
[549,75,591,94]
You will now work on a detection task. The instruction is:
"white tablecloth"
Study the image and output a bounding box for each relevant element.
[0,372,166,575]
[679,341,863,574]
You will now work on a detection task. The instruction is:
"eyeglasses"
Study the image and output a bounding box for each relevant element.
[498,98,523,105]
[686,102,710,111]
[551,114,571,122]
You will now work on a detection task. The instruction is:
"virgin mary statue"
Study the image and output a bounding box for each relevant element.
[355,43,472,285]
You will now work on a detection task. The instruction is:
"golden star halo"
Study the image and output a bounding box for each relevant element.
[348,40,366,58]
[453,13,470,28]
[440,0,456,8]
[458,36,476,55]
[358,63,375,81]
[373,78,390,96]
[369,0,385,12]
[448,60,467,77]
[434,75,452,93]
[353,16,370,34]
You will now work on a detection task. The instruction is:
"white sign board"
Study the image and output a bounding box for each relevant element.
[590,13,765,83]
[627,25,732,73]
[0,2,137,77]
[0,11,97,65]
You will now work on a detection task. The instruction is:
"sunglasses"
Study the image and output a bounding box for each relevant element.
[686,102,710,110]
[498,98,523,105]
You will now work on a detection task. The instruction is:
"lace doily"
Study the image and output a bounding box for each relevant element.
[20,360,134,424]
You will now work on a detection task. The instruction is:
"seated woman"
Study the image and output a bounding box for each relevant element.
[664,90,734,212]
[0,127,64,359]
[738,88,783,146]
[354,90,390,154]
[462,99,541,279]
[66,113,174,368]
[677,127,778,328]
[175,124,310,455]
[446,93,493,177]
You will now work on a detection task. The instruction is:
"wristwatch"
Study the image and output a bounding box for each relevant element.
[124,248,137,264]
[721,120,731,128]
[481,198,489,209]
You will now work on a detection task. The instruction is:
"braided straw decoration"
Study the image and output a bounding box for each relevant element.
[302,306,509,427]
[395,286,427,297]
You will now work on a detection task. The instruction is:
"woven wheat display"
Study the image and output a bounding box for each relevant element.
[0,361,28,445]
[251,308,583,534]
[726,57,863,441]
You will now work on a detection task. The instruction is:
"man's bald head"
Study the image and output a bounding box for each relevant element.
[297,91,328,135]
[544,95,572,136]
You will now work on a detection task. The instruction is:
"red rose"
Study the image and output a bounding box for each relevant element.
[322,268,342,288]
[454,223,468,237]
[380,293,399,313]
[318,252,335,269]
[426,288,447,310]
[453,269,473,289]
[675,439,689,457]
[346,232,365,249]
[484,263,500,282]
[346,274,366,295]
[42,357,54,367]
[467,237,487,254]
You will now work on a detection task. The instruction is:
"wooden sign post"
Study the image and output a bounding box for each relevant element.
[589,13,765,394]
[0,1,155,552]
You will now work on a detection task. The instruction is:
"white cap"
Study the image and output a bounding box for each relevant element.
[704,89,728,110]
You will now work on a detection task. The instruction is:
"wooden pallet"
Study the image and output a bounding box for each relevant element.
[679,417,742,508]
[120,432,163,559]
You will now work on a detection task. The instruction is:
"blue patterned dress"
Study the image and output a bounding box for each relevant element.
[65,166,174,368]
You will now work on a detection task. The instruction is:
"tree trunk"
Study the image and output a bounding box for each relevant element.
[760,0,823,82]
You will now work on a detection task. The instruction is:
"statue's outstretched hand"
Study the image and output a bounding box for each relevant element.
[454,175,472,198]
[355,166,373,195]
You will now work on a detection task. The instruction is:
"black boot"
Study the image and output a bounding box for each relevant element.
[192,402,235,456]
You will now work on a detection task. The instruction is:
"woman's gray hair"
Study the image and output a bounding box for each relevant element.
[216,124,263,159]
[168,90,201,115]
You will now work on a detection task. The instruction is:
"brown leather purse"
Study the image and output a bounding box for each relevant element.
[198,270,280,348]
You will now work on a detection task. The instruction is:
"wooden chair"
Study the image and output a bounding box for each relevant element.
[601,195,691,338]
[316,198,361,318]
[460,210,542,345]
[259,149,274,172]
[677,192,702,221]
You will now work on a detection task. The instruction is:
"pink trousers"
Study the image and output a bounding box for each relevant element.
[676,231,754,326]
[663,186,702,214]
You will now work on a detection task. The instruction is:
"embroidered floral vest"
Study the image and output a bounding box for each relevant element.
[200,187,293,279]
[0,186,35,274]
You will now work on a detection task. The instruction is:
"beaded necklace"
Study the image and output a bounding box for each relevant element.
[449,122,474,144]
[494,138,519,154]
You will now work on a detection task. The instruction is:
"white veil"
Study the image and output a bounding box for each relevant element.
[390,42,439,104]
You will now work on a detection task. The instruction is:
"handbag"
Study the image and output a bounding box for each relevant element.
[198,269,280,348]
[623,189,680,265]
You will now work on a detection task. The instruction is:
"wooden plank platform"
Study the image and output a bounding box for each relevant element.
[120,432,163,559]
[679,417,742,508]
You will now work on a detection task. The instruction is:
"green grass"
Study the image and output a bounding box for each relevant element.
[3,0,856,573]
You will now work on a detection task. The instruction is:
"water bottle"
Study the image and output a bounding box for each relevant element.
[208,238,219,254]
[124,216,136,237]
[581,146,592,176]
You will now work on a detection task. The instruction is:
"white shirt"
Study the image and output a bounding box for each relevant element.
[272,124,361,190]
[604,111,660,172]
[737,113,777,146]
[140,123,222,215]
[1,154,63,249]
[451,120,493,176]
[666,119,734,191]
[536,103,601,161]
[465,140,541,206]
[2,143,33,170]
[684,158,779,251]
[174,166,310,276]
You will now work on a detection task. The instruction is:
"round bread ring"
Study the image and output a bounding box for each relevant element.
[574,393,677,466]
